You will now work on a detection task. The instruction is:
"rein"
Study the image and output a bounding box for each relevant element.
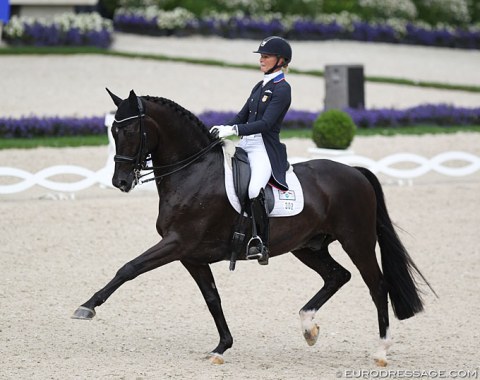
[140,138,222,183]
[114,95,222,184]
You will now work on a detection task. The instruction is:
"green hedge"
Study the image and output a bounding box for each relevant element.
[100,0,480,25]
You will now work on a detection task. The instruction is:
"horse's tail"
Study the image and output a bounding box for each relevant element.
[355,167,436,320]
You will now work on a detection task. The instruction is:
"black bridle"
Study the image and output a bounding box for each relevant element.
[113,96,222,184]
[113,96,147,171]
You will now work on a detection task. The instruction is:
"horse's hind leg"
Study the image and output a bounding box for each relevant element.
[342,239,391,366]
[292,246,351,346]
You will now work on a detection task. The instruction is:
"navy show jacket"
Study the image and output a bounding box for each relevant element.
[229,73,291,190]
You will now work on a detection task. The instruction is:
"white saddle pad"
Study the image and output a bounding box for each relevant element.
[222,141,304,217]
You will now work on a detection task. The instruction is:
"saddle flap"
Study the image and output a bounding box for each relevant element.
[231,148,277,215]
[225,145,304,218]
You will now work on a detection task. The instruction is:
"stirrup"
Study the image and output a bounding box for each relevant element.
[246,236,269,265]
[246,236,263,259]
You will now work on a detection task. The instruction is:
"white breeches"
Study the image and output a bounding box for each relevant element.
[238,134,272,199]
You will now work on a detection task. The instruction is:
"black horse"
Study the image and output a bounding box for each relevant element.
[73,89,433,366]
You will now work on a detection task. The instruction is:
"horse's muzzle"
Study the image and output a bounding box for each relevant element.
[112,169,137,192]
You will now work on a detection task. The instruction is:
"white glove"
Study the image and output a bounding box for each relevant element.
[210,125,237,138]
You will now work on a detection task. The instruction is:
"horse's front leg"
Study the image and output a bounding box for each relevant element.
[72,235,180,319]
[182,261,233,365]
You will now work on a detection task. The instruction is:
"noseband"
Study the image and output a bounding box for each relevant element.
[113,96,222,184]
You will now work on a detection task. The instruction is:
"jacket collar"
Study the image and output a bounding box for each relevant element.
[273,72,285,83]
[263,71,285,86]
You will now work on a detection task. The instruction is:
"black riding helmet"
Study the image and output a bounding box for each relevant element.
[253,36,292,74]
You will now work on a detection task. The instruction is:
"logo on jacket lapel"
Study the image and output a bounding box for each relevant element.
[262,90,272,103]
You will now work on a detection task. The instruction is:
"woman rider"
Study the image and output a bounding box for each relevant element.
[210,36,292,265]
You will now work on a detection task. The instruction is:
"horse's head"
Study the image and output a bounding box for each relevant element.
[107,88,222,193]
[107,88,155,192]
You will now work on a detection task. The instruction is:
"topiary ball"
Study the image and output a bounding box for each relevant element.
[312,109,356,149]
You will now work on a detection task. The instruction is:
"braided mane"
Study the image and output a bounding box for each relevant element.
[142,96,215,141]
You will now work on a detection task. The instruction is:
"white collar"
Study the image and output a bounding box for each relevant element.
[263,70,283,86]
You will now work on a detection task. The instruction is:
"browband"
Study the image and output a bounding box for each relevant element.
[114,114,145,124]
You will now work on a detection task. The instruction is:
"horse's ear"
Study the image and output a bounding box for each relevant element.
[106,88,123,107]
[128,90,137,105]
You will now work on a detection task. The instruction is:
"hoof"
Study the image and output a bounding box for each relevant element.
[303,323,319,346]
[207,352,225,365]
[374,357,388,367]
[373,332,391,367]
[71,306,96,320]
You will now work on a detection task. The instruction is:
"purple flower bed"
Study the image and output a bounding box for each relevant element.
[1,104,478,138]
[289,20,345,41]
[0,116,105,138]
[350,21,399,44]
[6,24,113,48]
[113,12,480,50]
[3,13,114,48]
[112,13,161,35]
[199,105,480,130]
[225,16,285,39]
[346,104,480,128]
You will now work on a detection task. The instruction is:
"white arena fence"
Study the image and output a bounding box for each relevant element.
[0,115,479,194]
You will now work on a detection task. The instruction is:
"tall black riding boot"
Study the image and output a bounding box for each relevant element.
[246,189,269,265]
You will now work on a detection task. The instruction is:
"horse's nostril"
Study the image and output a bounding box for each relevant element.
[112,177,127,189]
[117,180,129,192]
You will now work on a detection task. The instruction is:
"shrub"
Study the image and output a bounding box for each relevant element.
[312,110,356,149]
[358,0,418,20]
[470,0,480,23]
[322,0,359,14]
[221,0,323,16]
[107,0,479,34]
[414,0,471,26]
[97,0,121,19]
